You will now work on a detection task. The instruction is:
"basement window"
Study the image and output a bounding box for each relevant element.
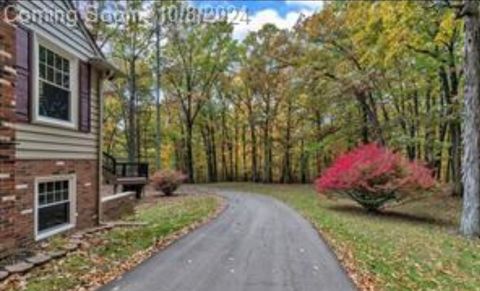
[35,175,76,240]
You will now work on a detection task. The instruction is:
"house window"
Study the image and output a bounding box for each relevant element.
[38,45,71,122]
[34,36,78,129]
[35,175,76,240]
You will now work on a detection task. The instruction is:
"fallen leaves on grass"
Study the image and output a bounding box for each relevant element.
[311,223,378,291]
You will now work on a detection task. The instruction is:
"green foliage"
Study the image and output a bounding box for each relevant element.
[98,1,465,185]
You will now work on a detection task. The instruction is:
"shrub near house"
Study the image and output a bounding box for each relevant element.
[151,170,188,196]
[315,143,436,211]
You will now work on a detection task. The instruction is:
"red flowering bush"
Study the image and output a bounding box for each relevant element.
[315,143,436,211]
[151,170,188,196]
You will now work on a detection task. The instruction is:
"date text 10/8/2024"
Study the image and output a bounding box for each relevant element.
[83,3,252,26]
[165,4,252,25]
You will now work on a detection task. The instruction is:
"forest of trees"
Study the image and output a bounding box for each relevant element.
[83,1,468,190]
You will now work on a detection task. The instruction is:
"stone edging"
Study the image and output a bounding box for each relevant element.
[0,224,131,283]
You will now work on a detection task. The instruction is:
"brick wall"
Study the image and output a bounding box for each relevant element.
[15,160,99,244]
[0,3,101,256]
[0,4,17,255]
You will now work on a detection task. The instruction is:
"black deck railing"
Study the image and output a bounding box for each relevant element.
[103,152,149,179]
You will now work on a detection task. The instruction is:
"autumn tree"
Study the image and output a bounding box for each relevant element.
[458,0,480,237]
[162,18,236,182]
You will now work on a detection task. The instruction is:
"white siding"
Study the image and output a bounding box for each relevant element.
[15,1,102,160]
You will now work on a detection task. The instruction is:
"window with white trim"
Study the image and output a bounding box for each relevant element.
[36,175,76,239]
[38,45,71,122]
[33,36,78,129]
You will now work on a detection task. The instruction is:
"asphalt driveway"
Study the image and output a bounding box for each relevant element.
[101,190,355,291]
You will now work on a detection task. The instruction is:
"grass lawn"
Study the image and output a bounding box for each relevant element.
[4,195,220,291]
[211,183,480,290]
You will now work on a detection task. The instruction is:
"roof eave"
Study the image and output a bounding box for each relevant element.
[89,58,124,80]
[64,0,107,61]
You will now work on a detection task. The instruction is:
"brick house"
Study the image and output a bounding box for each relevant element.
[0,0,117,255]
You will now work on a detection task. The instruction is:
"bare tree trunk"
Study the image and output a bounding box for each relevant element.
[185,122,195,183]
[315,111,322,176]
[175,124,187,172]
[221,108,230,181]
[281,98,293,183]
[300,138,309,184]
[451,122,463,195]
[460,0,480,237]
[263,121,272,183]
[424,89,435,168]
[228,140,234,181]
[250,121,259,182]
[221,133,227,181]
[448,40,463,195]
[201,127,209,181]
[141,109,151,161]
[435,122,448,179]
[361,104,369,144]
[242,124,248,181]
[440,63,463,192]
[154,17,162,171]
[201,125,215,183]
[127,59,137,163]
[211,124,218,181]
[413,90,420,160]
[357,92,385,145]
[233,113,239,181]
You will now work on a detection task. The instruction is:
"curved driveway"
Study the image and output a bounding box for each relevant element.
[101,190,355,291]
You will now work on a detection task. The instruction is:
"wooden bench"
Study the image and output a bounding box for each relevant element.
[103,152,149,199]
